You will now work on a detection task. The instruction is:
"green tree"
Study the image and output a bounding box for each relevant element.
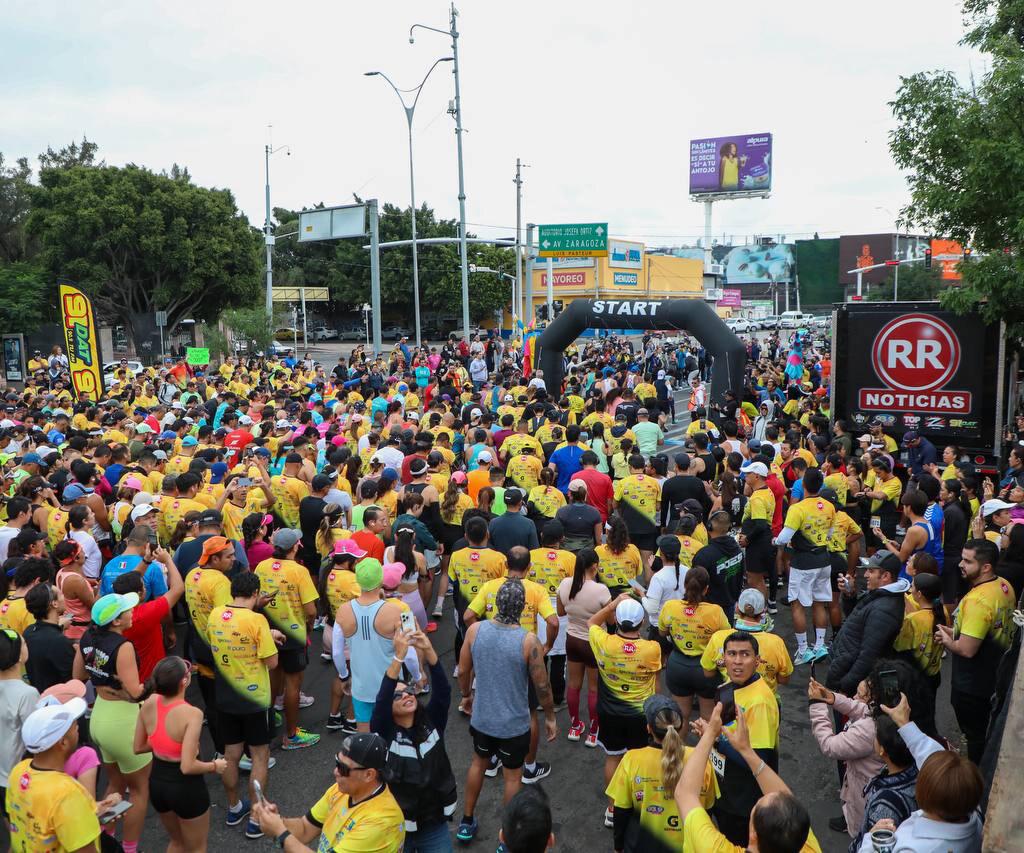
[28,163,262,351]
[0,154,34,262]
[0,262,50,334]
[890,0,1024,338]
[867,263,946,302]
[221,306,282,354]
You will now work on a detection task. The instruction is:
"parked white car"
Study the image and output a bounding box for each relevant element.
[103,360,144,387]
[311,327,338,341]
[778,311,813,329]
[725,318,753,334]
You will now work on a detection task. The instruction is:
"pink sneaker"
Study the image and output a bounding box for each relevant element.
[567,720,585,742]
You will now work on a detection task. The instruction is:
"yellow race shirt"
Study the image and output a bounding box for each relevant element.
[439,492,475,528]
[870,474,902,514]
[0,595,33,636]
[701,629,793,694]
[682,806,821,853]
[829,510,863,554]
[447,547,508,601]
[45,507,69,550]
[953,576,1016,695]
[467,576,555,634]
[208,605,277,714]
[595,543,643,591]
[607,745,717,849]
[5,760,100,853]
[676,535,702,567]
[184,568,231,676]
[823,472,848,507]
[221,499,247,542]
[270,474,310,528]
[502,434,543,460]
[782,497,835,569]
[506,454,543,491]
[614,474,661,531]
[160,497,207,544]
[323,567,361,618]
[894,609,942,677]
[254,558,319,649]
[660,600,731,657]
[308,782,406,852]
[528,547,576,598]
[742,486,775,542]
[589,624,661,716]
[527,485,566,519]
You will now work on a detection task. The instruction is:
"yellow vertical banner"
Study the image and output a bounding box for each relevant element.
[58,282,104,400]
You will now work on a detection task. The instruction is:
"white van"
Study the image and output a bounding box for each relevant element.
[778,311,812,329]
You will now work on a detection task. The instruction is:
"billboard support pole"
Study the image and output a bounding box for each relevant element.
[856,271,863,300]
[546,257,554,325]
[703,201,713,273]
[368,199,383,355]
[525,224,535,325]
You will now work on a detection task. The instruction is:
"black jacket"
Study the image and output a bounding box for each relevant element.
[827,579,911,695]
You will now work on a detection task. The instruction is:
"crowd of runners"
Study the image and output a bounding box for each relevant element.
[0,326,1019,852]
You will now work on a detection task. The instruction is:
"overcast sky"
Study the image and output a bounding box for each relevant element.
[3,0,981,248]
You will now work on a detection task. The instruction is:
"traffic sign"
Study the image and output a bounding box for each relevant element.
[272,287,329,302]
[537,223,608,258]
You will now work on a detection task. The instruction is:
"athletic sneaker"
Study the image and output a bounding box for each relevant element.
[282,727,321,750]
[425,621,438,633]
[245,818,263,839]
[793,648,816,666]
[273,692,315,711]
[603,807,614,828]
[238,754,276,772]
[585,727,599,749]
[521,762,551,784]
[225,798,251,827]
[325,714,357,732]
[767,600,778,615]
[484,755,502,777]
[456,817,479,843]
[432,604,444,618]
[320,651,332,663]
[567,720,586,742]
[812,645,830,661]
[312,616,327,631]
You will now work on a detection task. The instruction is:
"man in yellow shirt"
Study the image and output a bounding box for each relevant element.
[675,700,820,853]
[613,455,661,563]
[270,453,311,529]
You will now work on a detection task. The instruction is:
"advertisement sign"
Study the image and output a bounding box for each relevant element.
[608,240,643,270]
[58,282,103,400]
[530,256,594,270]
[611,272,639,287]
[186,347,210,365]
[689,133,772,196]
[930,238,963,281]
[838,233,894,286]
[723,244,794,284]
[838,307,993,440]
[718,289,742,308]
[2,334,25,383]
[540,271,588,288]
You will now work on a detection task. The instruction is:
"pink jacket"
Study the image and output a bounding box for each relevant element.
[809,693,885,835]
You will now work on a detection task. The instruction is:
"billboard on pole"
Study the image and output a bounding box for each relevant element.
[723,244,794,284]
[689,133,772,196]
[58,282,103,400]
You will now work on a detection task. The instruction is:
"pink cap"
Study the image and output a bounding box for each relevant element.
[331,434,348,447]
[381,562,405,590]
[333,538,368,559]
[122,476,144,491]
[261,514,274,528]
[451,470,468,485]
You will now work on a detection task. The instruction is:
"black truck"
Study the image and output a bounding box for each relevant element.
[830,301,1015,474]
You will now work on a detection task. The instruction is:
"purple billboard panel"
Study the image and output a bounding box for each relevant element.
[718,289,742,308]
[689,133,773,196]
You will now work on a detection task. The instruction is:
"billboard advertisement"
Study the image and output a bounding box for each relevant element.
[834,305,996,441]
[58,281,104,400]
[930,238,963,282]
[540,270,589,288]
[723,243,794,284]
[608,239,643,270]
[839,233,894,286]
[689,133,772,196]
[718,289,742,308]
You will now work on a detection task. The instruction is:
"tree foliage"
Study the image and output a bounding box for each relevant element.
[221,306,279,354]
[890,1,1024,338]
[27,162,262,349]
[0,262,49,335]
[867,264,946,302]
[0,154,34,262]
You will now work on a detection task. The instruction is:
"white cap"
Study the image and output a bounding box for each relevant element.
[478,450,493,464]
[503,394,514,402]
[170,402,184,410]
[0,419,14,429]
[275,419,292,430]
[238,415,254,426]
[152,450,168,461]
[741,461,769,477]
[131,503,158,521]
[568,479,588,493]
[22,697,87,753]
[982,499,1015,517]
[615,599,645,629]
[470,408,483,419]
[737,588,766,617]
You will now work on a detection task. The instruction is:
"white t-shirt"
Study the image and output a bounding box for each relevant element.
[0,680,39,780]
[68,529,103,580]
[0,526,20,563]
[642,563,689,627]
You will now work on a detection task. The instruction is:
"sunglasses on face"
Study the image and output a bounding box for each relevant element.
[334,757,367,776]
[392,688,415,700]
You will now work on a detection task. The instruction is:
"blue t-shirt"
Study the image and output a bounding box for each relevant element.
[99,555,168,600]
[549,444,584,493]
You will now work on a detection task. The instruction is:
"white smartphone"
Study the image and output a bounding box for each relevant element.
[400,609,416,634]
[100,800,133,824]
[627,577,648,595]
[252,779,265,805]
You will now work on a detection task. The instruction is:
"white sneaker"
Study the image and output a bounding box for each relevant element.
[238,754,277,772]
[273,693,315,711]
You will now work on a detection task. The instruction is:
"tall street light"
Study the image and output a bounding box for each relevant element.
[365,57,453,349]
[411,4,471,339]
[264,137,290,317]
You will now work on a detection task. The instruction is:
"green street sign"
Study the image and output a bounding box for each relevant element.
[538,223,608,258]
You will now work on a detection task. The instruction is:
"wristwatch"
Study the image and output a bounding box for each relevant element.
[276,829,291,848]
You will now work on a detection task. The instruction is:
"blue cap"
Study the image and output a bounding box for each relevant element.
[133,407,148,416]
[210,462,228,484]
[22,452,45,467]
[181,436,198,447]
[62,484,94,502]
[47,430,66,445]
[254,447,271,457]
[159,430,177,440]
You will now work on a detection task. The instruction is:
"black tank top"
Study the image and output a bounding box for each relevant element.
[80,626,136,691]
[405,482,442,534]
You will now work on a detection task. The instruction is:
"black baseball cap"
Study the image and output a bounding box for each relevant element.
[340,732,388,770]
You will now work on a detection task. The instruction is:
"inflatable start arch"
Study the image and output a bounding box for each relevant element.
[536,298,747,405]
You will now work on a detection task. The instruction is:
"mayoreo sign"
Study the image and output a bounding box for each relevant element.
[857,314,971,412]
[540,271,586,287]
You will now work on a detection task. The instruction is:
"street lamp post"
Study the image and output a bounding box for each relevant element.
[365,58,453,350]
[411,3,470,340]
[264,137,290,317]
[470,265,516,332]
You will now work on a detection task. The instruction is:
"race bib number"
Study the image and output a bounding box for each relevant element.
[710,748,726,778]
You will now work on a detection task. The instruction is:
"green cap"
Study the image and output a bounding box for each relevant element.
[355,558,383,592]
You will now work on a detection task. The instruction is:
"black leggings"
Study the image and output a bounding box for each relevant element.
[149,758,210,820]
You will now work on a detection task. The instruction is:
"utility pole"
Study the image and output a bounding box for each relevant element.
[368,199,383,355]
[514,159,525,327]
[525,223,535,327]
[264,131,290,318]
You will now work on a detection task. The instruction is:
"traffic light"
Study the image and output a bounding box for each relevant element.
[536,304,548,322]
[924,247,932,270]
[552,300,564,317]
[963,247,972,261]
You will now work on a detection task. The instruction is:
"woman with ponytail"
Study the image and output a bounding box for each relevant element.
[315,503,351,560]
[53,540,95,643]
[64,503,102,583]
[659,566,730,733]
[241,512,274,567]
[74,592,153,852]
[893,571,946,694]
[606,695,716,853]
[134,656,226,852]
[384,525,430,630]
